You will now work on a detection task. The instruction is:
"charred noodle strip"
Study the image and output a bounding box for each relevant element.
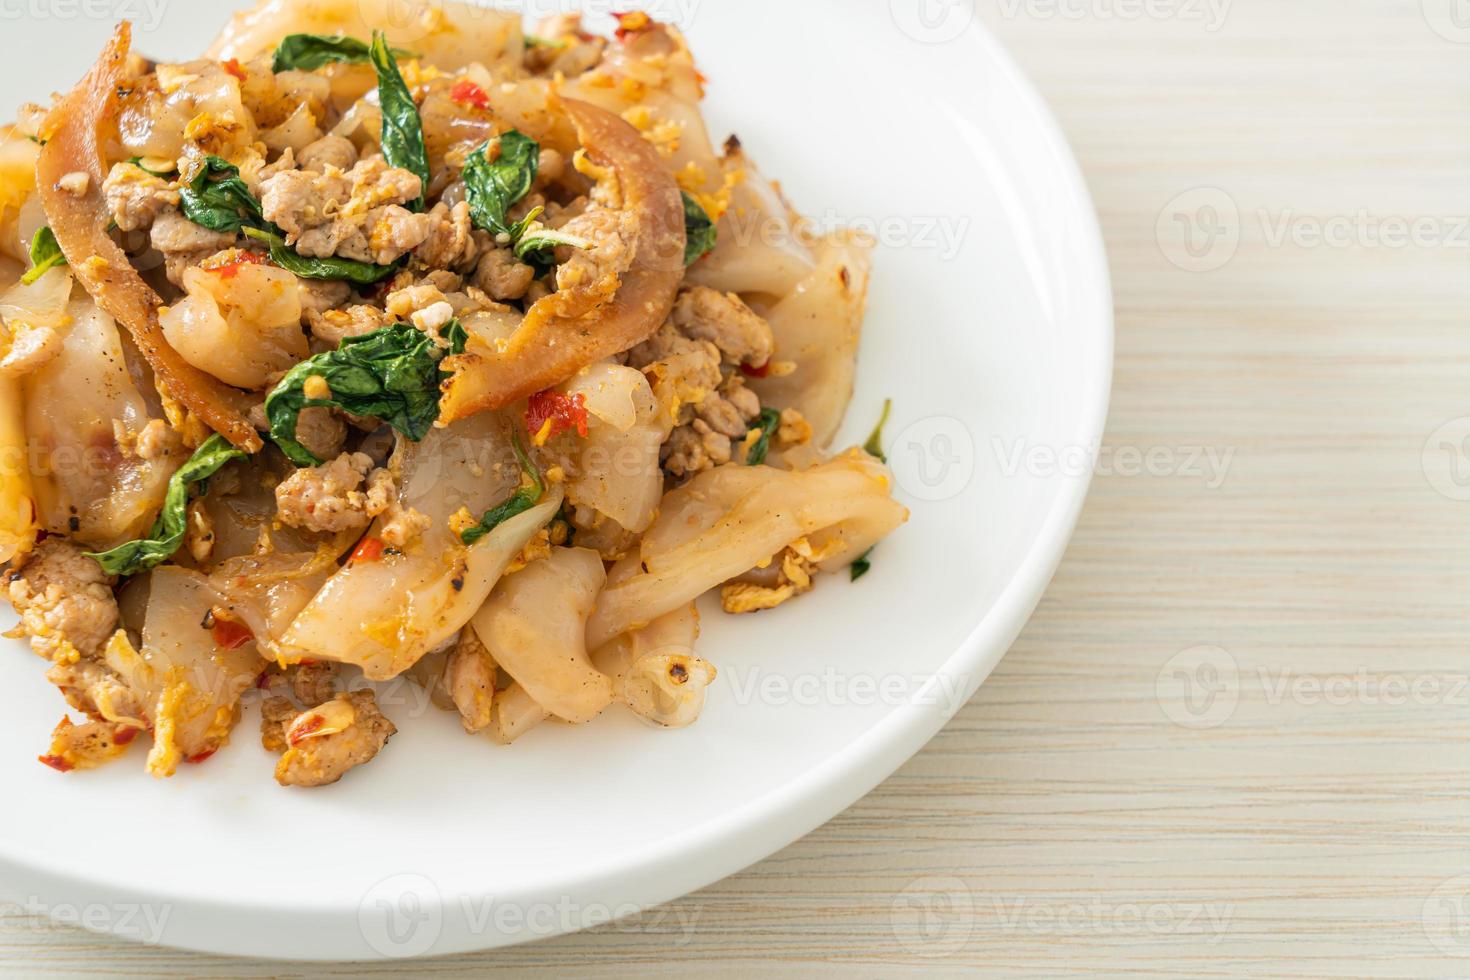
[36,24,262,452]
[437,99,685,424]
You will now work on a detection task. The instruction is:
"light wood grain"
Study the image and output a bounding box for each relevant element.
[6,1,1469,975]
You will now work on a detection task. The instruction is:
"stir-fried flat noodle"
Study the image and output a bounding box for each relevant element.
[134,566,264,774]
[561,362,668,535]
[490,600,708,743]
[209,544,348,658]
[25,296,179,548]
[746,231,874,448]
[208,0,522,71]
[2,1,908,786]
[36,24,260,450]
[685,146,818,300]
[281,415,565,680]
[282,486,563,681]
[438,100,685,423]
[594,599,712,729]
[161,263,309,390]
[587,453,908,649]
[472,547,609,724]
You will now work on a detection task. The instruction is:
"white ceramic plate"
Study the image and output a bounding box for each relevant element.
[0,0,1111,960]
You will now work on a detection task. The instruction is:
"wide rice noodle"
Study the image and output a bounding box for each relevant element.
[587,452,908,649]
[35,23,261,451]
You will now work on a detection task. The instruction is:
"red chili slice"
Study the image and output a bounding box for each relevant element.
[38,754,73,772]
[211,617,253,650]
[739,361,771,379]
[449,79,492,111]
[525,390,589,441]
[351,537,386,563]
[288,715,325,747]
[207,250,267,279]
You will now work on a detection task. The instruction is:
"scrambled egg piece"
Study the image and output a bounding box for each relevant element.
[506,528,553,576]
[719,536,841,614]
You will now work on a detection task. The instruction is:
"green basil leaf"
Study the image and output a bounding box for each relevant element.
[462,130,539,238]
[745,407,782,467]
[369,31,429,212]
[863,398,893,463]
[265,321,459,467]
[272,33,409,72]
[85,435,247,577]
[461,139,584,274]
[513,224,590,264]
[179,155,263,233]
[460,429,544,546]
[21,226,66,286]
[501,206,552,275]
[241,227,397,285]
[445,318,469,356]
[850,548,874,582]
[681,191,717,266]
[504,204,543,246]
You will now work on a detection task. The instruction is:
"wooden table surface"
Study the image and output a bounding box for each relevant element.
[6,1,1468,976]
